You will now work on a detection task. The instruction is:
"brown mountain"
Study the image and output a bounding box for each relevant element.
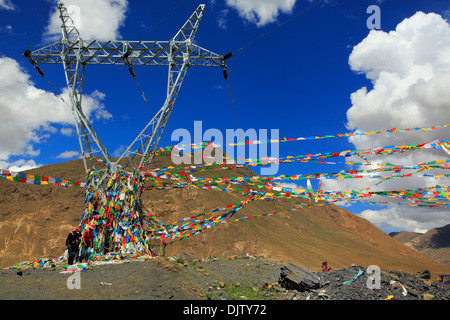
[388,231,422,243]
[1,157,449,279]
[390,225,450,266]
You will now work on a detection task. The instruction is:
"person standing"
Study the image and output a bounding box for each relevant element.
[65,227,81,265]
[78,223,95,263]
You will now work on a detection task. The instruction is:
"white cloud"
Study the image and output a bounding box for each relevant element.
[323,12,450,232]
[0,25,12,34]
[0,0,14,10]
[217,9,230,29]
[346,11,450,166]
[0,159,40,172]
[0,56,112,170]
[359,206,449,233]
[225,0,297,27]
[60,128,74,136]
[56,150,80,159]
[278,182,302,190]
[112,144,126,158]
[45,0,128,40]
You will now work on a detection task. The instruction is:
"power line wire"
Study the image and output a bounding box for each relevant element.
[226,78,241,129]
[127,0,187,107]
[28,0,52,50]
[222,0,324,128]
[138,0,186,42]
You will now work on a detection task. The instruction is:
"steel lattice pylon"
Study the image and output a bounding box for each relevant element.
[24,2,227,256]
[25,1,226,173]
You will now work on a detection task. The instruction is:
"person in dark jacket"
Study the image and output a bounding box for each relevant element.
[66,227,81,265]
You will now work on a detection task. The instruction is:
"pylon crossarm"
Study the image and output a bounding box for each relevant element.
[30,4,223,68]
[29,40,224,67]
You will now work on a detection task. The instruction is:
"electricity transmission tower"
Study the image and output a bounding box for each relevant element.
[25,2,227,174]
[23,2,228,255]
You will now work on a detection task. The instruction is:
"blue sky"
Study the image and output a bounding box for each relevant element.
[1,0,450,233]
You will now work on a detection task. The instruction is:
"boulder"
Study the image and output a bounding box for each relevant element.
[279,263,321,292]
[416,270,431,280]
[422,293,435,300]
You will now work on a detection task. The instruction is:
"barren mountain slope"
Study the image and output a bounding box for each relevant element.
[1,158,449,278]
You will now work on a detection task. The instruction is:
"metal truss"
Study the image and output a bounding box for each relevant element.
[25,2,226,173]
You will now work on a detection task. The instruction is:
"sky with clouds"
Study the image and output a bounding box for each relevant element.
[0,0,449,233]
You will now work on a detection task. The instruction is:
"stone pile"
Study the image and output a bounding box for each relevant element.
[279,264,450,300]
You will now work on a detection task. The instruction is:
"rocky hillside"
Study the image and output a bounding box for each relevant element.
[1,157,449,279]
[390,225,450,266]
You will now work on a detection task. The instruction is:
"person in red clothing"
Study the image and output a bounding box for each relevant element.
[322,261,332,272]
[78,223,95,262]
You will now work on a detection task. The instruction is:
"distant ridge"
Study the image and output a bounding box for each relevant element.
[389,231,423,243]
[390,224,450,266]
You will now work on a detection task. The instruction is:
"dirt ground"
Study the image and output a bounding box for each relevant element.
[0,256,284,300]
[2,255,449,302]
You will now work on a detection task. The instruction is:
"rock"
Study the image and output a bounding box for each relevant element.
[179,252,195,262]
[100,282,112,286]
[390,281,408,296]
[260,281,269,290]
[272,284,285,292]
[422,294,434,300]
[317,291,330,300]
[279,263,321,292]
[408,289,418,297]
[416,270,431,280]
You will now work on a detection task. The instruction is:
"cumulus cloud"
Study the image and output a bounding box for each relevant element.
[0,56,112,170]
[359,206,449,233]
[324,12,450,232]
[225,0,297,27]
[0,159,40,172]
[347,12,450,136]
[45,0,128,40]
[56,150,80,159]
[346,12,450,169]
[0,0,15,10]
[60,127,75,136]
[217,9,230,30]
[0,25,12,34]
